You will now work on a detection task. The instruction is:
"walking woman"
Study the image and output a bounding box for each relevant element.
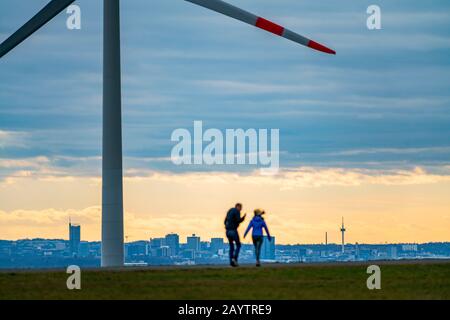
[244,209,271,267]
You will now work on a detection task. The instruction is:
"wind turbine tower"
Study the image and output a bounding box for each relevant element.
[340,217,346,254]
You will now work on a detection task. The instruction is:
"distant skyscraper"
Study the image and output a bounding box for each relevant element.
[210,238,224,254]
[187,234,200,252]
[165,233,180,256]
[261,236,275,260]
[340,217,346,254]
[69,221,81,256]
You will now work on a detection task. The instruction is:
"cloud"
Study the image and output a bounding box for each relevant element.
[0,206,99,226]
[2,157,450,188]
[194,79,337,95]
[0,130,28,148]
[0,156,49,168]
[302,146,450,157]
[333,33,450,51]
[145,166,450,189]
[271,166,450,188]
[0,206,100,240]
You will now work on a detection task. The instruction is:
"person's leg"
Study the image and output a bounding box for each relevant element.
[234,233,241,263]
[255,237,263,262]
[226,232,235,265]
[252,236,258,261]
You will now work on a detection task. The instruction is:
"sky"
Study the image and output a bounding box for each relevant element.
[0,0,450,244]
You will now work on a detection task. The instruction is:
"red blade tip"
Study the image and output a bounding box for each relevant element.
[308,40,336,55]
[255,17,284,36]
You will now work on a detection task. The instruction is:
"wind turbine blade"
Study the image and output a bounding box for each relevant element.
[0,0,75,58]
[185,0,335,55]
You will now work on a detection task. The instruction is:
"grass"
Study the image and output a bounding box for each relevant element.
[0,261,449,300]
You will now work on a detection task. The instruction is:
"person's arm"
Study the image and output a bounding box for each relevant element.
[239,212,246,223]
[263,221,271,240]
[233,210,240,225]
[244,220,253,238]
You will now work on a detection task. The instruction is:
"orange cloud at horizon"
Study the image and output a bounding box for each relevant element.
[0,167,449,244]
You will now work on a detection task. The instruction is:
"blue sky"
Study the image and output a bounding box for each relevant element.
[1,0,450,177]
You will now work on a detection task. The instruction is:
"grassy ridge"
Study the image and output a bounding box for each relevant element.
[0,262,449,299]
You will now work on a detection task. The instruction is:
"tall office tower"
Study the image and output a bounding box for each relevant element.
[187,234,201,252]
[69,220,81,256]
[261,236,276,260]
[165,233,180,256]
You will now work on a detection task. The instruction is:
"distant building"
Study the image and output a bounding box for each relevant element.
[210,238,224,254]
[69,222,81,256]
[54,242,66,251]
[165,233,180,256]
[200,241,209,251]
[78,241,90,257]
[156,246,170,257]
[182,249,195,260]
[126,241,148,258]
[402,244,418,252]
[150,237,165,249]
[261,236,275,260]
[187,234,200,252]
[389,246,398,259]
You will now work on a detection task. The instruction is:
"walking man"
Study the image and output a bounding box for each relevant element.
[224,203,246,267]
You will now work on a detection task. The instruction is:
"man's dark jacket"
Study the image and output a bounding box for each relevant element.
[224,208,245,231]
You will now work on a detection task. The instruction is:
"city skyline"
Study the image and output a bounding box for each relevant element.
[1,233,449,270]
[1,218,447,247]
[1,218,448,269]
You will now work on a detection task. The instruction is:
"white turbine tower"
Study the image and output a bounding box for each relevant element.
[102,0,123,267]
[0,0,335,267]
